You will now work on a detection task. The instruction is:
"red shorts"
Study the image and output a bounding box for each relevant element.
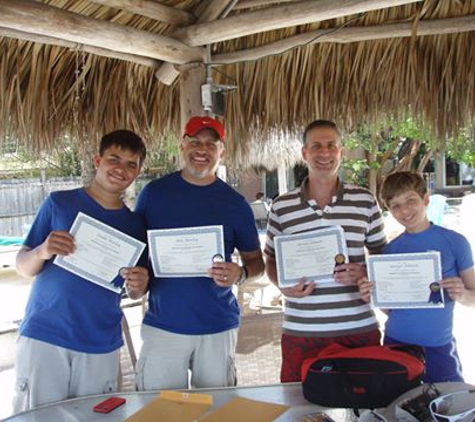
[280,329,381,382]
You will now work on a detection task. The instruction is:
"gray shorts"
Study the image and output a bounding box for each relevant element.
[13,336,120,413]
[135,325,238,391]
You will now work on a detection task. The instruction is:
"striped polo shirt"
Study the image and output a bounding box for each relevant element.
[265,177,387,338]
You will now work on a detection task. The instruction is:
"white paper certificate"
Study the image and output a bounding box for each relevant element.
[274,226,348,287]
[148,225,225,277]
[54,212,146,294]
[367,252,444,309]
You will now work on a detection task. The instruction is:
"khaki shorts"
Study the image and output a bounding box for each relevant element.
[13,336,119,413]
[135,325,238,391]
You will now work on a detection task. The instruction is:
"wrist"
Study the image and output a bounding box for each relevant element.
[236,266,248,286]
[36,245,50,261]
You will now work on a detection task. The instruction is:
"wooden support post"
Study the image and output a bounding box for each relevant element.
[179,63,207,129]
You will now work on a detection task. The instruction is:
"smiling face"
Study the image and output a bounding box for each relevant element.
[387,190,431,233]
[93,145,141,194]
[180,128,225,185]
[302,126,343,181]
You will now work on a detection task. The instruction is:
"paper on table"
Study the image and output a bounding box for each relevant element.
[199,397,289,422]
[125,391,212,422]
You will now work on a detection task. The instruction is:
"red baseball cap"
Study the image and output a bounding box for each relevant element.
[183,116,225,141]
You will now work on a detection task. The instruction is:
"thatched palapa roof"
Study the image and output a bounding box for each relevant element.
[0,0,474,169]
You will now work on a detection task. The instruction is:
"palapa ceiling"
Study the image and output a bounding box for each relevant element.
[0,0,474,169]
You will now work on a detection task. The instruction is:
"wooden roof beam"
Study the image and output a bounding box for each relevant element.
[233,0,299,11]
[212,14,475,64]
[0,27,160,68]
[155,0,237,85]
[195,0,239,22]
[0,0,204,64]
[88,0,196,26]
[174,0,424,46]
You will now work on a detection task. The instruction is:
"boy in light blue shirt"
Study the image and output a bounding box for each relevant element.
[359,171,475,382]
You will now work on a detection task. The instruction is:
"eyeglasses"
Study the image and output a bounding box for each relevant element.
[429,390,475,422]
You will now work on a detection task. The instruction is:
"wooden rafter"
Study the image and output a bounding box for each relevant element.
[0,27,161,68]
[212,14,475,64]
[155,0,238,85]
[196,0,239,22]
[233,0,299,10]
[0,0,204,64]
[88,0,195,26]
[173,0,424,46]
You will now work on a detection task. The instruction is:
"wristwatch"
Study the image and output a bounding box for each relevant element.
[236,266,248,286]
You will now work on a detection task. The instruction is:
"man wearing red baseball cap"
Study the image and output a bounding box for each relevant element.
[183,116,226,142]
[135,116,264,391]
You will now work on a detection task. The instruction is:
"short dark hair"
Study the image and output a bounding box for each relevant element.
[99,130,146,164]
[380,171,427,206]
[302,120,341,145]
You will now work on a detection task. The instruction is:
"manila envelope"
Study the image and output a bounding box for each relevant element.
[199,396,289,422]
[125,390,212,422]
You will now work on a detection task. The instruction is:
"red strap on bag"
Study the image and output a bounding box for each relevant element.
[301,343,425,382]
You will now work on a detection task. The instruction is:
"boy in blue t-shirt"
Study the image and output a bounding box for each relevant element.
[13,130,149,412]
[358,171,475,382]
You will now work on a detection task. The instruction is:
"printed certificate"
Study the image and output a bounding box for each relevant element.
[54,212,146,293]
[367,251,444,309]
[148,225,225,277]
[274,225,348,287]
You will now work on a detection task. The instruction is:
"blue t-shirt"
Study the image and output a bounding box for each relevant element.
[384,224,473,347]
[20,188,146,354]
[135,171,260,335]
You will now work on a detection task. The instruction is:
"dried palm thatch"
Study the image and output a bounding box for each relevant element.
[0,0,474,169]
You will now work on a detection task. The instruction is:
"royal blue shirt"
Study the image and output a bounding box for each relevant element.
[20,188,146,353]
[135,171,260,335]
[384,224,473,347]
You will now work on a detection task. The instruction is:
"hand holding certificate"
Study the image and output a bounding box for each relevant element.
[54,212,146,293]
[274,226,348,287]
[367,251,444,309]
[148,225,225,277]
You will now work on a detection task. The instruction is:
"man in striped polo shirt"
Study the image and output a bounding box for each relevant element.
[264,119,387,382]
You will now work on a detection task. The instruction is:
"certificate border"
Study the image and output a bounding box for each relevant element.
[148,225,225,278]
[367,251,443,309]
[274,225,348,287]
[54,212,146,294]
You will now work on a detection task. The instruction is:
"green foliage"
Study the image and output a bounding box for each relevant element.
[142,135,180,177]
[341,157,369,186]
[1,135,81,178]
[343,116,434,185]
[2,132,182,180]
[446,126,475,167]
[46,139,82,177]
